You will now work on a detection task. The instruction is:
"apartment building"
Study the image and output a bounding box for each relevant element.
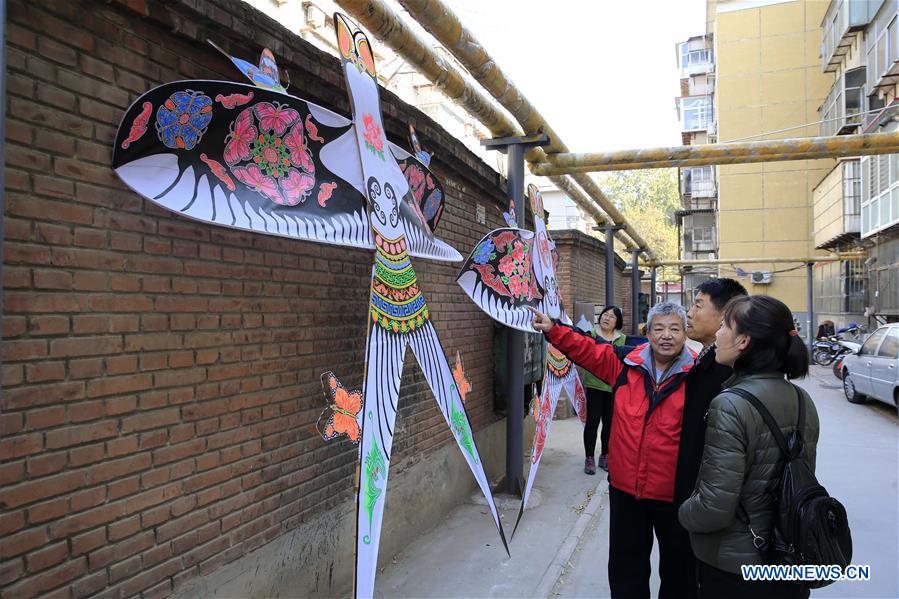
[814,0,899,326]
[675,0,833,329]
[674,34,719,301]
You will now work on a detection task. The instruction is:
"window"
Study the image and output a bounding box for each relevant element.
[860,140,899,237]
[679,44,711,75]
[843,160,861,215]
[877,329,899,358]
[680,97,712,132]
[860,328,886,356]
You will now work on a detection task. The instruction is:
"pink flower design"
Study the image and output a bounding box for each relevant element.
[283,124,315,173]
[232,165,283,204]
[224,108,257,166]
[254,102,300,136]
[498,255,516,277]
[280,169,315,206]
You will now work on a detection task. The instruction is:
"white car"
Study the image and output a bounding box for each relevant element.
[841,323,899,408]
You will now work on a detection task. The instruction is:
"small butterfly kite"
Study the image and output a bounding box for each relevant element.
[318,371,364,444]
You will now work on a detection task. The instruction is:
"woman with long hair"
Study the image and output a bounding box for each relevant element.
[678,295,818,598]
[580,305,624,475]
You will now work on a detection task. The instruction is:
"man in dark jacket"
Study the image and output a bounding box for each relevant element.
[532,302,695,599]
[672,278,747,598]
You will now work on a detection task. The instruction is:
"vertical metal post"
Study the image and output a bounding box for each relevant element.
[806,262,815,353]
[650,267,657,307]
[481,132,549,496]
[631,249,640,335]
[505,143,525,495]
[605,227,615,308]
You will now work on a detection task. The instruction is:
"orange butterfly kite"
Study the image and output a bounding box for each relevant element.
[452,352,471,404]
[318,371,364,444]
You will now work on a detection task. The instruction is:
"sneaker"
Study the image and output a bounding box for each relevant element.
[597,454,608,471]
[584,457,596,475]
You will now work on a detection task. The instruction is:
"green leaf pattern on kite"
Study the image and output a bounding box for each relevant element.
[362,420,385,545]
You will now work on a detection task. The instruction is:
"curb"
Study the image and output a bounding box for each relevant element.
[530,477,610,599]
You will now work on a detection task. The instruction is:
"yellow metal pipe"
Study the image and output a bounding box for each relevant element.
[642,253,867,268]
[533,132,899,175]
[392,0,654,258]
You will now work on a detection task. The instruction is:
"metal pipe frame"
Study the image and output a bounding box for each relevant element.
[532,131,899,175]
[643,253,866,267]
[338,0,654,258]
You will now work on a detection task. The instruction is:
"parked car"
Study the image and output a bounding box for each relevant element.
[841,323,899,408]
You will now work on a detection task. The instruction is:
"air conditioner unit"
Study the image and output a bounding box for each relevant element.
[751,270,772,284]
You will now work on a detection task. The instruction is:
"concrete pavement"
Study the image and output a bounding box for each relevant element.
[376,366,898,598]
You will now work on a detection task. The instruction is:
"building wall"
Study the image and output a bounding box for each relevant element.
[552,231,633,334]
[812,160,856,247]
[714,0,832,311]
[0,0,516,596]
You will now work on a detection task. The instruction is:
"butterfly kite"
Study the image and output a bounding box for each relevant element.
[111,16,507,598]
[456,183,588,537]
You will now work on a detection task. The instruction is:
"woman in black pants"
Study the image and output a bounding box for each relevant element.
[580,305,624,475]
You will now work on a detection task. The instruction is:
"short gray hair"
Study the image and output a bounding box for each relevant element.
[646,301,687,330]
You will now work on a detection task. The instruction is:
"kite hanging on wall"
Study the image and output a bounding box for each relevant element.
[456,184,588,536]
[111,15,507,599]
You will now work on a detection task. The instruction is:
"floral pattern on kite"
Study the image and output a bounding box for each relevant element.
[399,161,444,232]
[224,102,316,206]
[470,230,540,303]
[362,113,385,160]
[156,90,213,150]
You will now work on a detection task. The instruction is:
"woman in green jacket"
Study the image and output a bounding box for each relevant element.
[678,295,818,599]
[581,305,625,475]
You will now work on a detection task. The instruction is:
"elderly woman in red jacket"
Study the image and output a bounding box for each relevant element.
[531,302,696,599]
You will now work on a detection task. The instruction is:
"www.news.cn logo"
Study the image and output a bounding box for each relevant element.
[741,564,871,582]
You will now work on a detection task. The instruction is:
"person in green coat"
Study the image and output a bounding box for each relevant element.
[678,295,818,598]
[581,305,625,475]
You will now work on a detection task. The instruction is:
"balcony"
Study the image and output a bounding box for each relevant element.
[680,166,717,199]
[866,2,899,92]
[813,159,862,248]
[819,67,866,136]
[821,0,878,72]
[677,209,718,255]
[677,37,714,79]
[678,96,713,133]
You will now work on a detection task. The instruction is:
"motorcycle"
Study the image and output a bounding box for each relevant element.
[811,323,864,367]
[832,339,861,380]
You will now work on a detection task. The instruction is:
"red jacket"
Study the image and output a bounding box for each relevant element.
[547,323,696,502]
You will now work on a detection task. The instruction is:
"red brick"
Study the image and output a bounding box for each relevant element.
[86,452,151,484]
[25,540,68,572]
[0,557,24,586]
[25,360,66,382]
[69,358,104,379]
[86,373,153,398]
[107,514,141,541]
[0,510,25,536]
[121,407,180,433]
[3,381,85,409]
[46,421,118,449]
[70,486,106,512]
[105,355,138,375]
[72,570,109,599]
[69,443,105,467]
[27,497,69,524]
[4,556,86,598]
[71,527,106,557]
[49,336,122,359]
[0,413,23,435]
[3,339,48,361]
[107,476,140,501]
[0,432,44,461]
[68,400,105,422]
[26,451,68,477]
[49,502,125,538]
[0,527,48,559]
[0,461,25,486]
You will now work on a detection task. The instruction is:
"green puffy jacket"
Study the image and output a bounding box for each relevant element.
[677,372,820,573]
[580,329,625,391]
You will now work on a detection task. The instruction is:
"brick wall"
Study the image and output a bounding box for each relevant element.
[0,0,511,596]
[553,230,633,333]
